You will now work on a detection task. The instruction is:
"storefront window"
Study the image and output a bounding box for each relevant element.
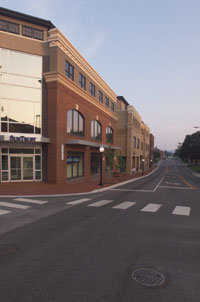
[91,152,100,174]
[67,152,84,179]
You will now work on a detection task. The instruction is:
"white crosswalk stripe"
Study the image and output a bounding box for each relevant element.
[88,200,113,207]
[141,203,162,213]
[113,201,136,210]
[66,198,91,205]
[0,209,11,215]
[0,202,30,210]
[172,206,190,216]
[14,198,48,205]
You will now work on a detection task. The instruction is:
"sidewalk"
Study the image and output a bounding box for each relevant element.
[0,169,155,196]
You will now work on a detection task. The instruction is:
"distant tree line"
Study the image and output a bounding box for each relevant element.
[175,131,200,165]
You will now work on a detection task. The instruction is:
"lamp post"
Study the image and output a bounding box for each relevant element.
[150,159,153,171]
[99,146,104,186]
[142,158,145,175]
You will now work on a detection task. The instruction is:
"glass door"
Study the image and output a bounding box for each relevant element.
[10,156,21,181]
[23,156,33,180]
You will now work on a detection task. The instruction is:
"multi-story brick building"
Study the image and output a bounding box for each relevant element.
[0,7,119,184]
[116,96,151,174]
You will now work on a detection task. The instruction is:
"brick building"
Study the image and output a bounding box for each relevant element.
[116,96,151,174]
[0,7,119,184]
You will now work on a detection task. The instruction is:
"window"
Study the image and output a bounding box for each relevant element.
[79,73,86,90]
[0,19,19,34]
[106,127,113,143]
[91,152,100,174]
[22,25,44,40]
[67,110,84,136]
[98,91,103,103]
[65,61,74,80]
[90,83,95,97]
[141,142,144,151]
[67,152,84,179]
[137,138,140,149]
[111,102,114,112]
[91,120,102,141]
[133,136,136,148]
[105,97,109,108]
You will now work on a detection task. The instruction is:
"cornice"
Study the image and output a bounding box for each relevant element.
[47,28,117,101]
[43,71,118,121]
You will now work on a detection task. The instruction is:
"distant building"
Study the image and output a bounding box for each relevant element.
[116,96,151,174]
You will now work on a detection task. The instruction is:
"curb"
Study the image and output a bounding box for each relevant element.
[0,165,160,198]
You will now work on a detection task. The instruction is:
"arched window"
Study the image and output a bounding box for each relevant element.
[106,127,113,143]
[91,120,102,141]
[67,110,84,136]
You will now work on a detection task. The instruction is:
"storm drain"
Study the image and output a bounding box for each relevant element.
[131,268,166,288]
[0,245,17,256]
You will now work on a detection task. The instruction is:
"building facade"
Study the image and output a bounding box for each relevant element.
[116,96,151,174]
[0,7,119,184]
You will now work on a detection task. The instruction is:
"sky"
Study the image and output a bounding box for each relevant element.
[1,0,200,150]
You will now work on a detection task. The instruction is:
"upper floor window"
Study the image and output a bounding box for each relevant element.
[0,19,19,34]
[137,138,140,149]
[90,83,95,97]
[67,110,84,136]
[141,142,144,151]
[111,102,114,112]
[105,97,109,108]
[133,136,136,148]
[98,91,103,103]
[65,61,74,80]
[106,127,113,144]
[79,73,86,90]
[91,120,102,141]
[22,25,44,40]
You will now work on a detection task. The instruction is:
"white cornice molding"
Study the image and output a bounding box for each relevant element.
[47,28,117,102]
[43,71,118,121]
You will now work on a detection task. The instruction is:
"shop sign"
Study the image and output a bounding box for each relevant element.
[10,135,36,142]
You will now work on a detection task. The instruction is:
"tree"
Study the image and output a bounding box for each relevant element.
[105,147,114,182]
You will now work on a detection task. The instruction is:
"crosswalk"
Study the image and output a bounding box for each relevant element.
[0,196,192,218]
[66,199,192,217]
[0,198,49,216]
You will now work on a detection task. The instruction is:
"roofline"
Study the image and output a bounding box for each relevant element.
[117,96,129,106]
[0,7,55,29]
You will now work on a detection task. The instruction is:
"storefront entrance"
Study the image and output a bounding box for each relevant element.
[10,156,34,181]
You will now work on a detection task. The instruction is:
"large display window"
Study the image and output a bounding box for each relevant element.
[67,152,84,179]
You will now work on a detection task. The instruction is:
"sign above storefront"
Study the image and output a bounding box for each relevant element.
[9,135,36,143]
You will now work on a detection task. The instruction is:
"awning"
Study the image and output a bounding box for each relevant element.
[66,139,121,150]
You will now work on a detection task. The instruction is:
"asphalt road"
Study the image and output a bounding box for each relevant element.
[0,159,200,302]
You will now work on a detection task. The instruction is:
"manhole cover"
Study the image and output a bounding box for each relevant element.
[131,268,166,287]
[0,245,17,256]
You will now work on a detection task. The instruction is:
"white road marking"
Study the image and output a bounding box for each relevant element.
[88,200,113,207]
[165,182,181,185]
[66,198,91,205]
[14,198,48,205]
[172,206,191,216]
[141,203,162,213]
[158,186,191,190]
[0,202,30,209]
[153,177,165,192]
[0,210,11,215]
[110,189,153,192]
[113,201,136,210]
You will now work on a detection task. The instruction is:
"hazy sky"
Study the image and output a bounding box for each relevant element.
[1,0,200,150]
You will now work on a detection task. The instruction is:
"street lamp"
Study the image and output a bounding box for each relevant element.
[99,146,104,186]
[142,158,145,175]
[150,159,153,171]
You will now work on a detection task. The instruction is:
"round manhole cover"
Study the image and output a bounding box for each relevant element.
[0,245,17,256]
[131,268,166,288]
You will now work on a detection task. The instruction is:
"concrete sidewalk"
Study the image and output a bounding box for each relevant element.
[0,169,156,197]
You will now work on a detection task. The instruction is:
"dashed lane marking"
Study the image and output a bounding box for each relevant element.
[0,209,11,215]
[66,198,91,205]
[88,200,113,207]
[0,202,30,210]
[172,206,191,216]
[14,198,48,205]
[113,201,136,210]
[141,203,162,213]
